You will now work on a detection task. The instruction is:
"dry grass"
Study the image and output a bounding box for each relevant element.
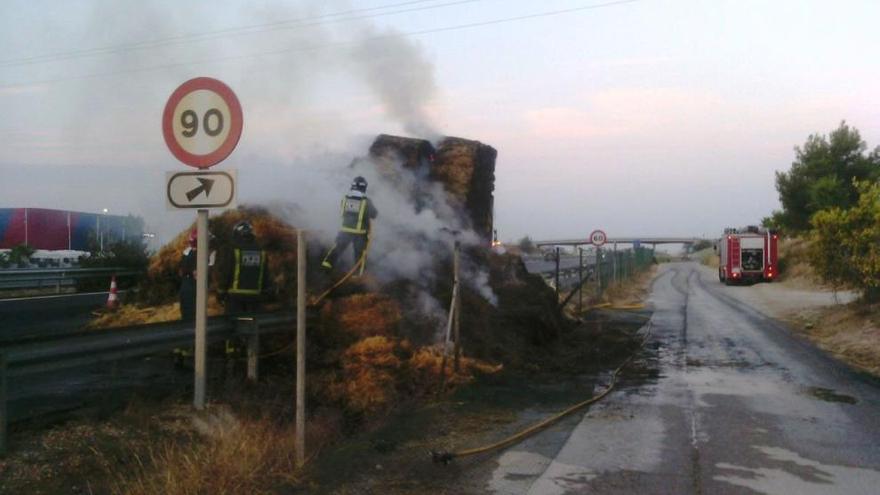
[115,407,304,495]
[789,303,880,376]
[776,237,826,289]
[88,295,225,329]
[696,248,719,268]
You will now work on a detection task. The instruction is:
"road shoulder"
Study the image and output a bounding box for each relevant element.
[695,264,879,377]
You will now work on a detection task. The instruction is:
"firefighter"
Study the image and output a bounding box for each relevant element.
[322,176,378,275]
[178,228,216,322]
[178,228,198,323]
[224,220,268,315]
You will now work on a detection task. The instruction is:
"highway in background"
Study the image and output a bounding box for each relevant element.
[0,292,108,341]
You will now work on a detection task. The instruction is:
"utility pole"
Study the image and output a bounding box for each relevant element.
[295,230,307,468]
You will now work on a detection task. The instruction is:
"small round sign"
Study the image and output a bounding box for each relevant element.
[162,77,243,169]
[590,229,607,246]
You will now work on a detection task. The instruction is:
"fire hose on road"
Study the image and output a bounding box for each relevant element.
[431,319,653,464]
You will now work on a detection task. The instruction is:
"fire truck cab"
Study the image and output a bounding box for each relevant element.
[717,226,778,285]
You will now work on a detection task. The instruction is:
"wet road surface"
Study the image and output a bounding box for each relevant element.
[489,262,880,494]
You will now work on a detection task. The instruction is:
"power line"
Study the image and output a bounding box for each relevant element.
[0,0,642,89]
[0,0,484,68]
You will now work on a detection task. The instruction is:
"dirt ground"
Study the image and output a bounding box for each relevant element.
[0,266,655,495]
[295,265,658,494]
[298,308,651,495]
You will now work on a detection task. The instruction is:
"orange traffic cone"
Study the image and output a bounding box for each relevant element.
[106,275,119,309]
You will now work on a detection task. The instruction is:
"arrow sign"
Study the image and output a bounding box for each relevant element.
[167,170,236,209]
[186,178,215,201]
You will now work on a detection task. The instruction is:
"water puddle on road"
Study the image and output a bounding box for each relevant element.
[715,446,880,494]
[802,386,858,405]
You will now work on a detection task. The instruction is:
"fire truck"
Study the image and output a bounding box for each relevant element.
[717,226,779,285]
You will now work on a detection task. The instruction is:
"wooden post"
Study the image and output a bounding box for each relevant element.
[295,230,307,468]
[0,353,7,456]
[193,209,208,410]
[453,241,462,373]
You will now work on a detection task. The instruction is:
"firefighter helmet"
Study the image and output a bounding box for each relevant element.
[351,176,368,193]
[233,221,255,241]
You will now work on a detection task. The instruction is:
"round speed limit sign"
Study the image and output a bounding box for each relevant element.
[162,77,243,169]
[590,229,607,246]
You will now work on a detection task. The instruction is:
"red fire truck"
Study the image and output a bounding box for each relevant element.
[717,226,779,285]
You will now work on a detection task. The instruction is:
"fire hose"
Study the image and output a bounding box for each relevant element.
[310,229,374,307]
[430,320,653,465]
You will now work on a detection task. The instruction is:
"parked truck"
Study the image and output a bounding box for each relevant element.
[717,226,778,285]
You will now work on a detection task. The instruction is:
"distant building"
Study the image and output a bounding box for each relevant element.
[0,208,144,251]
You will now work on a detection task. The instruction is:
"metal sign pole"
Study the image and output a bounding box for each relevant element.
[295,230,307,468]
[193,209,208,410]
[578,247,583,313]
[596,246,602,293]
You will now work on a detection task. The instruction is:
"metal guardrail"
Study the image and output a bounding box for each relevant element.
[0,267,141,290]
[0,311,295,453]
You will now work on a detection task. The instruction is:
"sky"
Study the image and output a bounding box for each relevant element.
[1,0,879,247]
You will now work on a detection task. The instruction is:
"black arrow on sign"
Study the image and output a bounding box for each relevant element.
[186,178,215,201]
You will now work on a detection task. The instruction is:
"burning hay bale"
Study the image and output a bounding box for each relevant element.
[368,134,435,170]
[433,137,497,241]
[365,134,497,242]
[135,206,300,309]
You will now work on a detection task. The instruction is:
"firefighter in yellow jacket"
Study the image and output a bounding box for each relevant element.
[225,221,268,315]
[322,176,378,275]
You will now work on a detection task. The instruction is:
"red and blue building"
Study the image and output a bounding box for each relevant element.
[0,208,142,251]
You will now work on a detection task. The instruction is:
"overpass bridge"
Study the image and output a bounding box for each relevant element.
[535,237,714,247]
[534,237,709,248]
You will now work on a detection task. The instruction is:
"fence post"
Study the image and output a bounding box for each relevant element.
[1,353,7,456]
[453,241,462,373]
[295,230,307,468]
[578,247,583,313]
[554,247,560,298]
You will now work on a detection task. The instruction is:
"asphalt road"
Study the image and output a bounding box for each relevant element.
[0,292,109,341]
[490,262,880,494]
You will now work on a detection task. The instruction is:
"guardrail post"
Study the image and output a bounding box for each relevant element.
[241,318,260,382]
[1,353,7,456]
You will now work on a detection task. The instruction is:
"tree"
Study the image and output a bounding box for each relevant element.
[517,236,537,253]
[773,122,880,233]
[809,180,880,301]
[6,244,35,267]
